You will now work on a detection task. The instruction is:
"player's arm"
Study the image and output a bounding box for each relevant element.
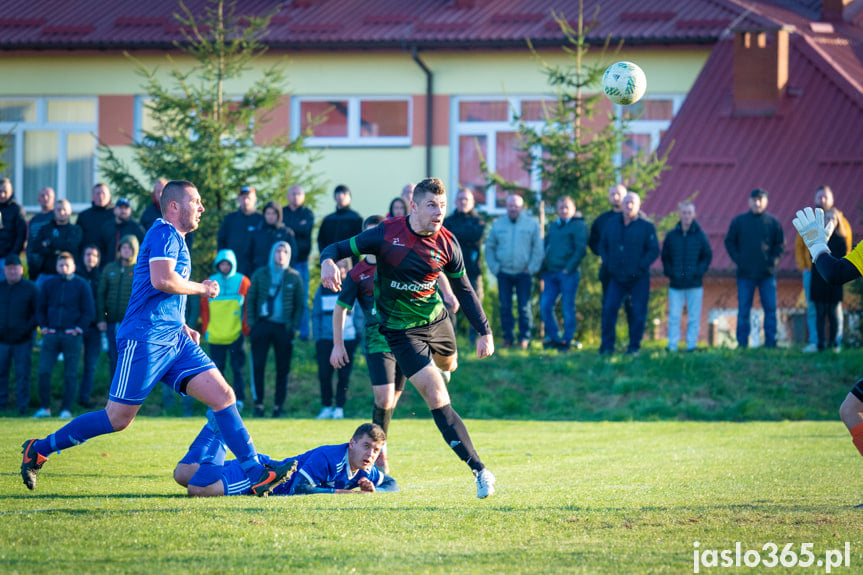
[331,304,350,368]
[150,259,219,298]
[437,275,459,314]
[814,252,861,285]
[320,225,384,291]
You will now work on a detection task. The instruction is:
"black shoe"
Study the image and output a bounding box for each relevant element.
[21,439,49,490]
[250,459,298,497]
[78,399,93,409]
[272,406,283,418]
[254,405,265,417]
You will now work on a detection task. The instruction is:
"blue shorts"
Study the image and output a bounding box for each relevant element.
[110,336,216,405]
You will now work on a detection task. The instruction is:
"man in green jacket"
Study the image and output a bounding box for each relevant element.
[96,235,138,377]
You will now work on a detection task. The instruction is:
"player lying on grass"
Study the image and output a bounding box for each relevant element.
[320,178,497,499]
[794,207,863,464]
[174,421,398,496]
[21,180,292,497]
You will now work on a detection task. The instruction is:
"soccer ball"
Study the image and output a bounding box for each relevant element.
[602,61,647,106]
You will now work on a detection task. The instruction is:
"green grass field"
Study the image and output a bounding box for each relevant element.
[3,417,863,574]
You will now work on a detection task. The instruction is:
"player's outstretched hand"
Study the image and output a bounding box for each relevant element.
[330,343,350,369]
[321,258,342,292]
[358,477,376,493]
[476,334,495,359]
[201,279,220,299]
[792,207,830,261]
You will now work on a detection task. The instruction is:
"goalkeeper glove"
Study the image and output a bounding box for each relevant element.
[792,207,830,261]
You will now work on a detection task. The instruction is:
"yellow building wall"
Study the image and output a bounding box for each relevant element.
[0,47,709,218]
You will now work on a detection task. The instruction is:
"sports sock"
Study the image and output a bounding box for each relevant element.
[34,410,114,457]
[178,424,227,465]
[372,405,394,435]
[430,404,484,473]
[211,403,261,476]
[850,422,863,457]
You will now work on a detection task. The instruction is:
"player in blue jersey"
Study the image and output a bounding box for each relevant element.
[21,180,293,496]
[173,421,398,496]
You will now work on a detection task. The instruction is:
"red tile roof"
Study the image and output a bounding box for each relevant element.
[649,28,863,276]
[0,0,771,50]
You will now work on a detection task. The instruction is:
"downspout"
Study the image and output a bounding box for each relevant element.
[411,46,433,177]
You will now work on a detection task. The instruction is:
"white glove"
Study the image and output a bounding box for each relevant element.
[824,217,836,239]
[792,207,830,261]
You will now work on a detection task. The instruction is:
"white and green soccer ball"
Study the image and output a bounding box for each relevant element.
[602,61,647,106]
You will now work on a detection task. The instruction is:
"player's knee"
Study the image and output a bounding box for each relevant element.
[839,393,861,426]
[434,353,457,373]
[187,484,208,497]
[173,466,190,487]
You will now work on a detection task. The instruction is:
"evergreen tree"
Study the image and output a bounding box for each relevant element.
[99,0,321,276]
[484,5,670,341]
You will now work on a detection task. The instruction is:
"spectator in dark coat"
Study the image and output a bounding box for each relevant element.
[317,185,363,254]
[810,209,848,352]
[25,186,56,281]
[283,185,314,341]
[540,196,588,351]
[33,199,83,288]
[724,188,785,348]
[34,252,95,419]
[140,178,167,231]
[0,254,38,414]
[661,201,712,352]
[0,178,27,260]
[77,245,102,408]
[97,198,145,268]
[599,192,659,355]
[218,185,264,277]
[75,183,114,252]
[248,200,297,272]
[443,187,486,343]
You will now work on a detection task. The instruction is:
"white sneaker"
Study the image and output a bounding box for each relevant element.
[59,410,72,420]
[316,406,333,419]
[475,468,496,499]
[33,408,51,418]
[834,345,842,354]
[332,407,344,420]
[802,343,818,353]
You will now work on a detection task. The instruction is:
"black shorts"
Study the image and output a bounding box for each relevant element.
[366,352,406,391]
[380,311,457,379]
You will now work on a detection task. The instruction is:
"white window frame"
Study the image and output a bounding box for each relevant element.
[291,95,412,147]
[452,94,685,214]
[450,95,546,215]
[0,96,98,213]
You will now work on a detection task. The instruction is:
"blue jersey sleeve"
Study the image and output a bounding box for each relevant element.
[149,224,184,264]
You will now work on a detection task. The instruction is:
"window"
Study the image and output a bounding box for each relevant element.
[451,97,548,213]
[451,95,683,213]
[0,97,97,210]
[292,96,411,147]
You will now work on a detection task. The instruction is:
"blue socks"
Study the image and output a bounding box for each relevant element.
[211,403,262,477]
[34,410,115,457]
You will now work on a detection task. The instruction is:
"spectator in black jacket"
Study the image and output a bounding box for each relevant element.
[283,185,314,341]
[443,188,486,342]
[76,183,114,251]
[661,202,712,352]
[590,183,633,324]
[140,178,167,231]
[541,196,588,351]
[248,200,297,272]
[0,254,38,414]
[34,252,95,419]
[25,186,56,281]
[98,198,145,268]
[317,185,363,254]
[77,245,102,408]
[724,188,785,348]
[599,192,659,356]
[218,185,264,277]
[33,199,83,288]
[0,178,27,260]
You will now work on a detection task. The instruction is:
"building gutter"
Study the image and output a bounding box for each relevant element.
[411,46,433,177]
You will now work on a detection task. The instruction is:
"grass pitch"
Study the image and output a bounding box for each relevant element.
[2,417,863,574]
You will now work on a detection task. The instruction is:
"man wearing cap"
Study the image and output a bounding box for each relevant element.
[97,197,145,268]
[0,254,38,414]
[724,188,785,348]
[218,185,264,278]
